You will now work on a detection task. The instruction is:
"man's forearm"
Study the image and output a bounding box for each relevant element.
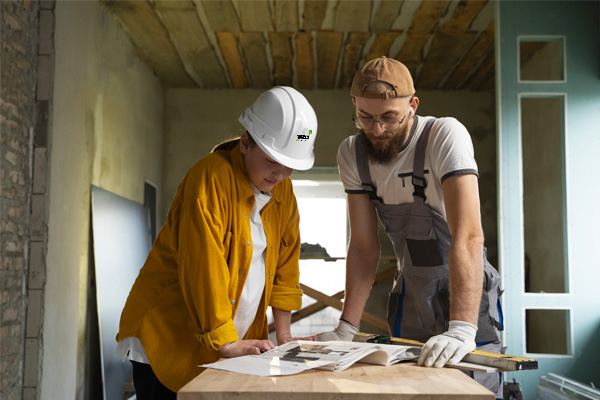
[340,246,380,327]
[448,237,484,325]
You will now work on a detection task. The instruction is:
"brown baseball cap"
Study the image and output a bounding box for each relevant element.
[351,56,415,99]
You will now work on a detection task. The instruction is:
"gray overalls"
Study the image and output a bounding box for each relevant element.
[354,117,503,346]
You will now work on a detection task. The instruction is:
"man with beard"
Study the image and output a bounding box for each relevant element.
[317,57,504,397]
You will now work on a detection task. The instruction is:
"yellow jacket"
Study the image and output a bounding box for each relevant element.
[116,145,303,391]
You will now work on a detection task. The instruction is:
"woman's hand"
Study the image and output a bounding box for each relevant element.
[276,332,318,345]
[219,339,275,358]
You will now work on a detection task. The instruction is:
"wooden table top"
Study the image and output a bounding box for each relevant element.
[178,362,494,399]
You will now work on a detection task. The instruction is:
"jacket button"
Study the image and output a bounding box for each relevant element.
[270,273,274,277]
[239,270,244,274]
[266,219,270,222]
[231,299,236,305]
[245,215,248,219]
[257,320,261,324]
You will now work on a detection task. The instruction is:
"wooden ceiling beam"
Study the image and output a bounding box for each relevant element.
[152,0,227,88]
[269,32,293,86]
[102,0,194,87]
[237,0,274,32]
[338,32,371,89]
[438,0,489,34]
[417,32,476,89]
[462,49,495,90]
[239,32,271,88]
[197,0,240,32]
[295,32,314,90]
[274,0,298,32]
[443,22,494,90]
[301,0,328,31]
[365,31,403,61]
[216,32,248,89]
[393,33,431,78]
[408,1,451,35]
[333,1,371,32]
[370,0,404,32]
[316,31,343,89]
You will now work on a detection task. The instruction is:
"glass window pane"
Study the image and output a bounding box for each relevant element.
[521,96,567,293]
[519,38,565,81]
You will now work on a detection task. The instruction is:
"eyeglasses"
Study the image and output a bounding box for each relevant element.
[353,101,413,131]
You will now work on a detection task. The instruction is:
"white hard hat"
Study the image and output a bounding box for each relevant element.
[238,86,318,170]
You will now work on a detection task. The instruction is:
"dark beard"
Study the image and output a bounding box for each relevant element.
[360,127,409,166]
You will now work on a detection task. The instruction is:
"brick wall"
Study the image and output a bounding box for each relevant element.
[1,1,46,399]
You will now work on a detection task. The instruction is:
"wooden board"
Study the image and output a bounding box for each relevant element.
[417,32,476,89]
[371,1,405,33]
[197,0,239,32]
[152,0,228,88]
[295,32,314,89]
[301,0,328,31]
[237,0,274,32]
[443,22,494,90]
[239,32,271,88]
[333,0,371,32]
[274,0,298,32]
[269,32,293,86]
[216,32,247,88]
[178,362,495,399]
[338,32,371,89]
[355,332,539,372]
[316,31,343,89]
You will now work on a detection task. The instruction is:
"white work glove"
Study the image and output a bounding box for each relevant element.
[316,319,358,342]
[418,320,477,368]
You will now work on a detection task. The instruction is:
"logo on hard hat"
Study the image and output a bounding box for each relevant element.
[296,128,313,141]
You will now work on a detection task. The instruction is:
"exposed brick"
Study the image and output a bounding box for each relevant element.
[23,387,37,400]
[29,194,46,241]
[32,147,47,194]
[28,242,44,289]
[23,338,39,386]
[26,289,42,338]
[35,55,50,101]
[38,10,53,55]
[1,1,42,398]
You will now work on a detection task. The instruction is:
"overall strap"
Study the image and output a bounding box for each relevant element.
[412,118,437,204]
[354,133,382,202]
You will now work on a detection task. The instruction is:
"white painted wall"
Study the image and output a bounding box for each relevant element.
[44,2,164,398]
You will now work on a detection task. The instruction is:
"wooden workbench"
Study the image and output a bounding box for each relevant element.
[177,362,494,399]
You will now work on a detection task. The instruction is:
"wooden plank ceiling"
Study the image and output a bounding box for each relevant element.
[102,0,496,91]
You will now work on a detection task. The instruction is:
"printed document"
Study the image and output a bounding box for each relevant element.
[200,340,421,376]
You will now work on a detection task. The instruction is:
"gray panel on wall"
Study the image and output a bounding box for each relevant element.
[91,185,151,400]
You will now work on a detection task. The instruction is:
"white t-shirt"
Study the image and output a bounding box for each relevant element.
[337,116,478,218]
[233,185,270,339]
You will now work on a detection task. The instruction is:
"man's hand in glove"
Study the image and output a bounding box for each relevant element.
[418,320,477,368]
[316,319,358,341]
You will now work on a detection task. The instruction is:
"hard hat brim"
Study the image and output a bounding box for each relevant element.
[254,139,315,171]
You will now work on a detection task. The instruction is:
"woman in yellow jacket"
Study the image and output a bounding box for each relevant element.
[116,86,319,398]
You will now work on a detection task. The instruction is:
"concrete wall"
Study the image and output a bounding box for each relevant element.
[43,2,164,399]
[163,88,497,261]
[0,2,40,399]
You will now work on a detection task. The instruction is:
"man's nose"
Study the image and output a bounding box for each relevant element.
[370,121,386,136]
